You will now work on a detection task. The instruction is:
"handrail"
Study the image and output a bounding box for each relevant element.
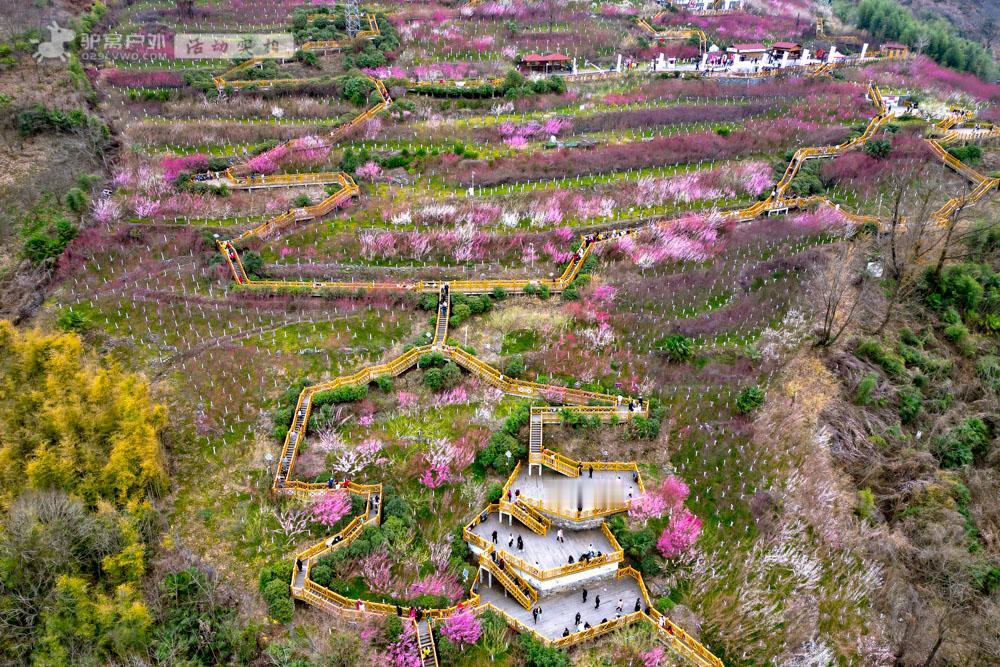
[498,499,550,535]
[480,552,538,609]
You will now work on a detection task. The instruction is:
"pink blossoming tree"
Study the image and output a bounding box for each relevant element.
[440,609,482,645]
[656,507,703,558]
[312,490,352,527]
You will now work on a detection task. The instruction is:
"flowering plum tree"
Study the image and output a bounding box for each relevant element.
[440,609,481,645]
[657,507,703,558]
[311,489,352,527]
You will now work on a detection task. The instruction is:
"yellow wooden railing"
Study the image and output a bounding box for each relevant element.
[301,13,381,50]
[498,499,550,536]
[635,18,707,50]
[816,16,863,44]
[479,551,538,609]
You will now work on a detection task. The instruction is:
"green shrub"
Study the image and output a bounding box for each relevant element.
[375,375,393,393]
[294,49,318,67]
[449,303,472,327]
[486,482,504,504]
[947,144,982,165]
[657,334,694,362]
[942,322,976,357]
[240,250,264,277]
[627,416,660,440]
[309,563,332,588]
[418,351,447,368]
[340,74,374,105]
[975,567,1000,595]
[900,327,923,346]
[56,307,89,332]
[933,418,990,468]
[14,104,99,137]
[467,294,492,314]
[313,384,368,406]
[943,322,968,342]
[424,362,461,391]
[64,187,86,214]
[519,632,569,667]
[259,561,293,594]
[736,385,765,414]
[263,585,294,623]
[417,293,438,310]
[897,386,923,424]
[855,488,876,521]
[923,264,989,314]
[855,373,878,405]
[897,344,952,378]
[475,431,524,475]
[975,355,1000,392]
[501,403,531,436]
[856,338,906,376]
[22,202,78,264]
[504,355,526,378]
[292,193,311,207]
[561,284,579,301]
[863,138,892,159]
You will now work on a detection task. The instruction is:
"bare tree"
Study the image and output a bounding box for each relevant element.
[870,162,948,333]
[812,240,867,347]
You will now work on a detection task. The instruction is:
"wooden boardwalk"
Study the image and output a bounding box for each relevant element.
[469,513,613,572]
[479,573,645,641]
[511,466,642,518]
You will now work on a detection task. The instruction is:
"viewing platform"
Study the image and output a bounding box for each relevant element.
[467,509,621,590]
[478,571,646,641]
[511,465,642,524]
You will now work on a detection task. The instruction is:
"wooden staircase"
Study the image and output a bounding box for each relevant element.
[480,553,539,610]
[416,620,438,667]
[432,285,449,347]
[529,413,543,460]
[500,499,550,536]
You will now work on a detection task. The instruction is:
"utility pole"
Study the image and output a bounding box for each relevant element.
[345,0,362,37]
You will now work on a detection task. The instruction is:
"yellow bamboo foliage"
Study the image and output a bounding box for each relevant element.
[34,575,152,666]
[0,321,168,510]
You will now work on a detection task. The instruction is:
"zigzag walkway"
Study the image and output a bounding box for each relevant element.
[212,82,994,298]
[281,350,717,664]
[927,114,1000,224]
[268,279,724,663]
[636,17,707,51]
[191,15,995,661]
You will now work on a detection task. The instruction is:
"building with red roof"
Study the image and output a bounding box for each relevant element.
[726,43,768,62]
[879,42,909,58]
[769,42,802,58]
[520,53,572,72]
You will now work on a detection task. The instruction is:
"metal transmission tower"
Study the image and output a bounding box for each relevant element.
[345,0,362,37]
